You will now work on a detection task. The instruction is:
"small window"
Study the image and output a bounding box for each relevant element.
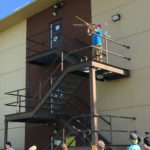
[53,35,58,42]
[54,24,61,31]
[53,33,62,42]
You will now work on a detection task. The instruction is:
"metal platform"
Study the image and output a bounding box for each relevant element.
[27,49,80,66]
[27,49,60,66]
[5,112,58,123]
[5,60,129,123]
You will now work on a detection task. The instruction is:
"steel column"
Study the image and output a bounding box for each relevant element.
[61,51,64,72]
[4,121,8,149]
[89,67,98,145]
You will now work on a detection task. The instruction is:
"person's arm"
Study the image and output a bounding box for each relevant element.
[87,24,93,36]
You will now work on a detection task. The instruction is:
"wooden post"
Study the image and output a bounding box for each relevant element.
[105,38,109,63]
[89,67,98,145]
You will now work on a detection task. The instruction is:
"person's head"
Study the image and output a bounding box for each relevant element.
[28,145,37,150]
[145,132,150,136]
[59,143,68,150]
[129,132,138,144]
[97,140,105,150]
[96,25,101,29]
[5,142,12,149]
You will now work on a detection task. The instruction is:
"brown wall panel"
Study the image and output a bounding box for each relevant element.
[26,0,91,149]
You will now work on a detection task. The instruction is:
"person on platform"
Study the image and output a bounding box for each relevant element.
[87,23,103,62]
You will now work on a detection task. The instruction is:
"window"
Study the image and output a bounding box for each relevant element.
[54,24,61,31]
[50,21,62,49]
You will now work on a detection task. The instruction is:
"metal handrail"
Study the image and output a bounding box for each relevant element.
[92,32,130,49]
[51,113,135,149]
[5,31,130,112]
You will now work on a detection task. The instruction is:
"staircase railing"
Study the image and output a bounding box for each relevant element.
[5,31,130,114]
[42,113,135,150]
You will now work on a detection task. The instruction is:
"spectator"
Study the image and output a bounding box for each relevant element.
[128,132,141,150]
[141,132,150,150]
[59,143,68,150]
[28,145,37,150]
[5,142,15,150]
[97,140,105,150]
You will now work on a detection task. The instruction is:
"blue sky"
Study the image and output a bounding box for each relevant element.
[0,0,34,19]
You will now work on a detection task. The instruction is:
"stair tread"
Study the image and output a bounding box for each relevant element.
[41,106,61,110]
[58,85,78,90]
[53,91,73,95]
[68,73,85,78]
[50,96,69,100]
[45,101,65,105]
[63,79,82,84]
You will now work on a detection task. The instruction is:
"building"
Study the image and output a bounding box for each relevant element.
[0,0,150,150]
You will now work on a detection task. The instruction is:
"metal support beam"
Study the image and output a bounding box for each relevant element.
[61,51,64,72]
[4,121,8,149]
[89,67,98,145]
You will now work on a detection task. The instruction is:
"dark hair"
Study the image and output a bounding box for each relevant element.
[6,142,11,147]
[145,132,150,134]
[96,25,101,28]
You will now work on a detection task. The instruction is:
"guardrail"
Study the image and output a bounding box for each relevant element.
[5,31,130,115]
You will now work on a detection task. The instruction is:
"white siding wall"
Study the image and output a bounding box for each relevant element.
[91,0,150,145]
[0,20,26,150]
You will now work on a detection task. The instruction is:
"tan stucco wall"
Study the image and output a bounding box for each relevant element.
[0,20,26,150]
[91,0,150,145]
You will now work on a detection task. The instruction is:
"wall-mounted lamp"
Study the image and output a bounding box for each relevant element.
[52,1,64,16]
[112,14,121,22]
[53,2,63,9]
[52,10,57,16]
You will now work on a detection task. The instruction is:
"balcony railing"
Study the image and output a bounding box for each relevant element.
[5,31,130,115]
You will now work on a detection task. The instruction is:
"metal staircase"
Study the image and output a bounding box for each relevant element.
[40,72,87,114]
[4,31,132,149]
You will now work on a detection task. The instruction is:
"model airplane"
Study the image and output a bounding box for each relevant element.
[74,16,108,27]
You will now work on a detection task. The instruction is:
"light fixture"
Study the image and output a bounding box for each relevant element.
[59,2,64,7]
[52,10,57,16]
[52,1,64,9]
[52,1,64,17]
[112,14,121,22]
[53,4,58,9]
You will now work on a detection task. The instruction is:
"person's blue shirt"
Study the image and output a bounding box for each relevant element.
[128,144,142,150]
[92,29,102,45]
[6,148,15,150]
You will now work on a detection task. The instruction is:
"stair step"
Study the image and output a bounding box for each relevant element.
[50,96,68,101]
[53,91,73,96]
[71,71,89,78]
[63,79,82,84]
[45,101,65,105]
[68,73,86,79]
[58,85,77,90]
[41,106,61,110]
